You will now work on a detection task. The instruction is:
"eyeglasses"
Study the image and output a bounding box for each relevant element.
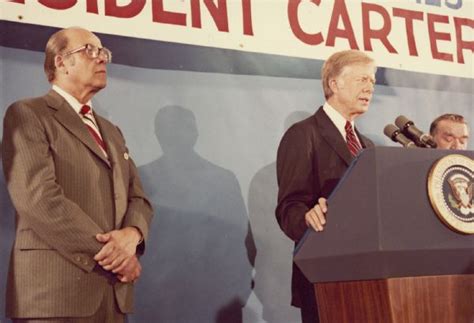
[63,44,112,64]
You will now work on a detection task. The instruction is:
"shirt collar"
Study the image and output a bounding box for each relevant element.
[322,102,355,140]
[52,85,92,115]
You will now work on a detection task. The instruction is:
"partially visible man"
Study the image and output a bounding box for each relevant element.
[2,27,153,322]
[430,114,469,150]
[276,50,376,323]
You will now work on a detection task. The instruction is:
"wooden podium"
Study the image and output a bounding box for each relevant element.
[294,147,474,323]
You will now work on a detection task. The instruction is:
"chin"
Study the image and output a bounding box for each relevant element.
[356,105,369,114]
[95,80,107,89]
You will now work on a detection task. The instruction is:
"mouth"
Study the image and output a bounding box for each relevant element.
[95,70,107,75]
[359,97,370,105]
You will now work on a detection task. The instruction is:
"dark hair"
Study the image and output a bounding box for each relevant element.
[430,114,467,135]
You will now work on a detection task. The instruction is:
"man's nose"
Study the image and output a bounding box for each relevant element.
[364,83,374,93]
[96,51,109,64]
[451,139,461,149]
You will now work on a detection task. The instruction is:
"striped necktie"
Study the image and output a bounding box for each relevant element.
[345,121,362,157]
[80,105,107,156]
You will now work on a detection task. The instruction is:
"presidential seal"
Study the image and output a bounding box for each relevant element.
[427,154,474,234]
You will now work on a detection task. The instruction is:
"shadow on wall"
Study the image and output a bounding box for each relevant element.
[0,140,16,322]
[248,111,311,323]
[133,106,255,323]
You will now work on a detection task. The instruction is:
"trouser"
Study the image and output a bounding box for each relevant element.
[299,280,319,323]
[12,285,125,323]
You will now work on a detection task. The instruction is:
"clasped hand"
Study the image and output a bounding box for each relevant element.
[94,227,142,283]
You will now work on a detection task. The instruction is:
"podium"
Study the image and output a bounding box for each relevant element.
[294,147,474,323]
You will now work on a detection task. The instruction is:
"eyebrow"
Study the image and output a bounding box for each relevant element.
[443,132,469,138]
[359,75,376,83]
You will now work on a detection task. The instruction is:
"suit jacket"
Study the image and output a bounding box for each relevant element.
[2,90,153,318]
[275,106,374,307]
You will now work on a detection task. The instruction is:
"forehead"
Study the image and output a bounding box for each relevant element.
[438,120,469,135]
[66,29,102,49]
[340,63,376,77]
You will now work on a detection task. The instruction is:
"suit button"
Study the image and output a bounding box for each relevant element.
[83,260,89,266]
[114,194,119,200]
[75,256,81,262]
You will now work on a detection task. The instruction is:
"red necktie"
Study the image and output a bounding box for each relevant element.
[80,105,107,154]
[345,121,362,157]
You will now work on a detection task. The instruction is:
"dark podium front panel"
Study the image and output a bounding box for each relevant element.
[294,147,474,283]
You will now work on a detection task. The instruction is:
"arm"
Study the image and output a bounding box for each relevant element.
[2,102,104,272]
[275,125,327,242]
[120,154,153,253]
[94,128,154,277]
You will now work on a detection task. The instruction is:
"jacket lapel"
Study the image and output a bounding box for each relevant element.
[45,90,110,167]
[95,115,118,166]
[355,128,374,149]
[95,115,127,228]
[314,107,353,166]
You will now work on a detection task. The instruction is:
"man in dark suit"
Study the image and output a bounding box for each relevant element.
[2,27,153,322]
[275,50,376,323]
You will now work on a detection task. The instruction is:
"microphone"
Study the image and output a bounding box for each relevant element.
[394,115,437,148]
[384,124,417,148]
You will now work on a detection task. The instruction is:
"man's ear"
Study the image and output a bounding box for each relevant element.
[329,78,338,94]
[55,55,68,75]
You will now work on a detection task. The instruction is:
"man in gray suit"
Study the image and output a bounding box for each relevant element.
[2,27,153,322]
[276,50,376,322]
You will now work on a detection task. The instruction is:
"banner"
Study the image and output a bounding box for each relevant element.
[1,1,473,75]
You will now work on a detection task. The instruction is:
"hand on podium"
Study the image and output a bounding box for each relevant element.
[305,197,328,232]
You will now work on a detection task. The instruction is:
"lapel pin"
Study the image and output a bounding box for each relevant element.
[124,152,129,160]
